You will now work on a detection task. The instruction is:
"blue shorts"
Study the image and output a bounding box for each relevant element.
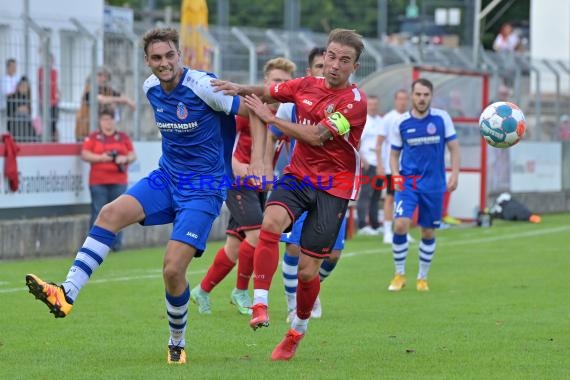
[126,169,224,256]
[280,211,346,251]
[394,189,444,229]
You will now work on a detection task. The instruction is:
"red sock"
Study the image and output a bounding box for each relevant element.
[253,229,281,290]
[297,276,320,320]
[200,247,235,292]
[236,239,255,290]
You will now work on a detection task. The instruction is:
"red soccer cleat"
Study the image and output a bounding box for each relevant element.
[271,328,304,361]
[249,303,269,330]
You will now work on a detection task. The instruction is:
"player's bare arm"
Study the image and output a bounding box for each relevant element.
[446,139,460,192]
[247,110,267,187]
[376,135,386,176]
[232,156,249,178]
[236,100,249,117]
[244,94,332,146]
[390,149,402,192]
[211,79,276,104]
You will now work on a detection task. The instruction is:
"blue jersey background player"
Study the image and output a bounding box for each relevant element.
[25,27,247,365]
[388,78,460,293]
[267,47,346,323]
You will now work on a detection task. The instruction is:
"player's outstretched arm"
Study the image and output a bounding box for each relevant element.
[211,79,275,104]
[244,94,331,146]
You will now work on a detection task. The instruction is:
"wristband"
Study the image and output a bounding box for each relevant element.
[327,112,351,135]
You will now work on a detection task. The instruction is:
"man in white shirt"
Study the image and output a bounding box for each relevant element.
[377,89,409,243]
[357,95,383,235]
[1,58,19,132]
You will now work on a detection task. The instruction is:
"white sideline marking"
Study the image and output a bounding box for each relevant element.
[3,225,568,294]
[342,225,570,257]
[1,269,206,294]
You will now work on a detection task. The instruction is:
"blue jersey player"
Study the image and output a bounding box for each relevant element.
[388,78,460,292]
[25,27,246,364]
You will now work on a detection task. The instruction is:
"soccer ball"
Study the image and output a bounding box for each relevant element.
[479,101,526,148]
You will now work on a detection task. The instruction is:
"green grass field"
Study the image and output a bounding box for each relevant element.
[1,214,569,379]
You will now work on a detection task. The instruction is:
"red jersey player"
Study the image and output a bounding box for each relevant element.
[213,28,367,361]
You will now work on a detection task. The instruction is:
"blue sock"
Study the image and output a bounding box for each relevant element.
[319,259,337,282]
[166,284,190,348]
[62,226,116,303]
[418,238,436,279]
[282,252,299,311]
[392,233,408,275]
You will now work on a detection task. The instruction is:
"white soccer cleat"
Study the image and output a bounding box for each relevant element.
[311,296,322,318]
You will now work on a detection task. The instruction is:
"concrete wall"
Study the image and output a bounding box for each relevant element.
[0,204,230,260]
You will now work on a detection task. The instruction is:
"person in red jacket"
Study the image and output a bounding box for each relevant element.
[38,54,60,142]
[81,107,136,251]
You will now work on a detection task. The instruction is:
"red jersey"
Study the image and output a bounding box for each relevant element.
[82,131,134,185]
[38,67,58,106]
[233,115,252,164]
[233,113,285,167]
[269,76,367,200]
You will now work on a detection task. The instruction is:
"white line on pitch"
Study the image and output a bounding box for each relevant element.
[2,225,567,294]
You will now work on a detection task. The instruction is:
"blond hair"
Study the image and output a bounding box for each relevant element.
[263,57,296,77]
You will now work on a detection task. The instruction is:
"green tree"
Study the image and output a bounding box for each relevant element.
[106,0,529,48]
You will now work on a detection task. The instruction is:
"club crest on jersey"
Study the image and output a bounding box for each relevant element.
[427,123,437,135]
[176,102,188,120]
[325,103,335,115]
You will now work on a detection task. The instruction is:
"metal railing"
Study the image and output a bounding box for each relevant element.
[0,23,568,145]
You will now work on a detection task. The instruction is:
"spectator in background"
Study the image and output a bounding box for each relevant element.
[38,54,60,142]
[75,66,136,141]
[80,106,136,252]
[493,22,520,53]
[357,94,383,235]
[377,89,409,243]
[6,76,37,142]
[496,84,512,103]
[447,89,465,118]
[1,58,19,131]
[559,114,570,141]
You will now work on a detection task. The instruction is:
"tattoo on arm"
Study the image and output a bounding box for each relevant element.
[316,124,333,145]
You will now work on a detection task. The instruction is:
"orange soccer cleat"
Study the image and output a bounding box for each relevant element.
[25,274,73,318]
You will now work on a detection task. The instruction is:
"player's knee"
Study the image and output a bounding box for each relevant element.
[224,236,241,260]
[393,220,409,235]
[421,228,435,240]
[286,244,301,257]
[297,267,319,282]
[162,263,180,284]
[96,202,120,226]
[244,229,260,246]
[328,250,341,263]
[261,216,285,234]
